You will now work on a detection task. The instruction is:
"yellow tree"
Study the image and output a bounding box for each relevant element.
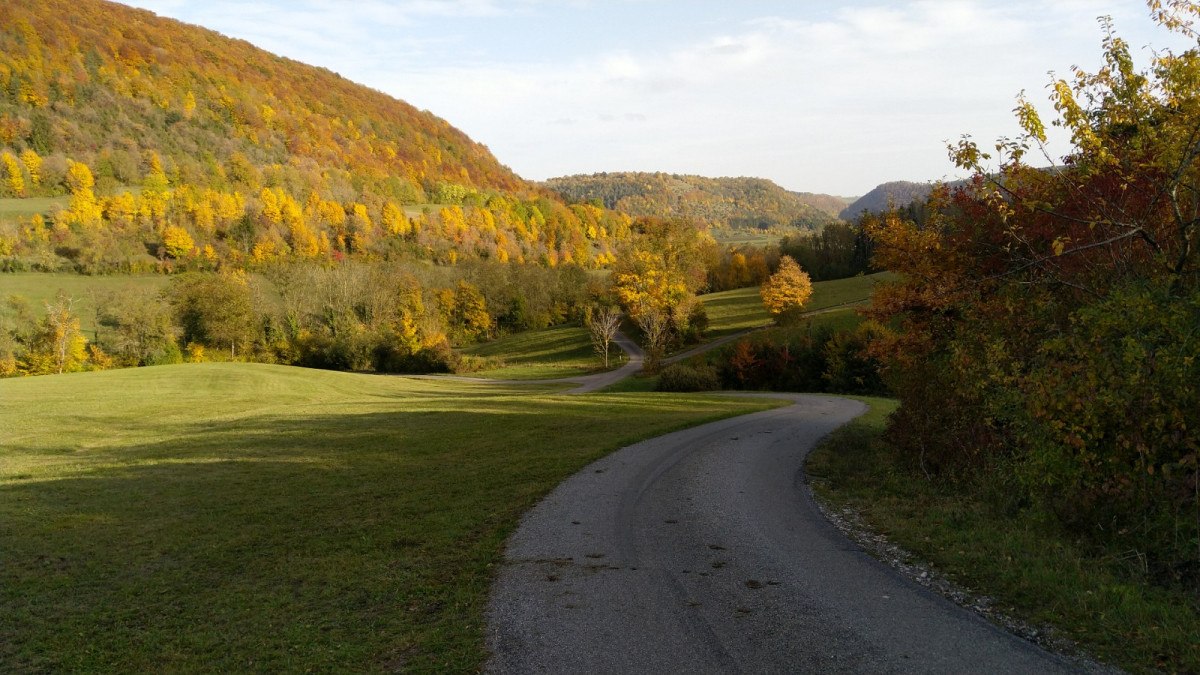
[24,296,88,375]
[162,225,195,258]
[760,255,813,323]
[63,160,102,228]
[20,149,41,186]
[2,152,25,196]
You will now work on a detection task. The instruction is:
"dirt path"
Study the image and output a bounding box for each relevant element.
[485,395,1096,673]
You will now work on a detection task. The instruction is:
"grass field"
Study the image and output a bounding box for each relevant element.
[701,271,891,338]
[711,230,781,246]
[0,363,780,671]
[458,324,619,379]
[806,398,1200,673]
[0,196,70,221]
[0,273,169,336]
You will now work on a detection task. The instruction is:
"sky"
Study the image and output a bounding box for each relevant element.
[121,0,1189,196]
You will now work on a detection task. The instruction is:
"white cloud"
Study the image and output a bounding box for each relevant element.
[123,0,1187,195]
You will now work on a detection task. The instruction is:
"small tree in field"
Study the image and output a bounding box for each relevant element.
[760,255,813,323]
[585,305,622,368]
[634,307,671,372]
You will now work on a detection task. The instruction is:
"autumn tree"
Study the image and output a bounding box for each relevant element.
[760,255,814,323]
[2,152,25,196]
[20,149,41,187]
[612,217,714,354]
[867,4,1200,576]
[23,295,88,375]
[585,304,622,368]
[162,225,195,259]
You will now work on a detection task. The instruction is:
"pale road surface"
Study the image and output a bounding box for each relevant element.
[485,394,1092,673]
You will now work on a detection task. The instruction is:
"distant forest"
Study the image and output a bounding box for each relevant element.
[544,172,841,232]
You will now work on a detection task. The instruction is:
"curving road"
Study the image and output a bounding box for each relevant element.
[486,395,1091,673]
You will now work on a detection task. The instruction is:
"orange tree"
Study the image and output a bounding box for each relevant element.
[867,3,1200,579]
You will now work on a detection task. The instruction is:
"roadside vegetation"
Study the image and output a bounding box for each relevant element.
[0,363,780,671]
[807,398,1200,673]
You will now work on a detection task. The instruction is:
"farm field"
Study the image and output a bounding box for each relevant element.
[0,363,780,672]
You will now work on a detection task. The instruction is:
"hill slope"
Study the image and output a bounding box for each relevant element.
[790,191,853,218]
[544,172,840,232]
[838,181,934,220]
[1,0,524,198]
[1,0,631,272]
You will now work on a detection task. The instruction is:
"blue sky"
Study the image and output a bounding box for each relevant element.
[123,1,1188,196]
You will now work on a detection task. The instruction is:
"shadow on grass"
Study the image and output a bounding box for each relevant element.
[1,393,766,672]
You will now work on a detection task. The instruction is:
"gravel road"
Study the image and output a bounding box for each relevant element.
[485,394,1087,674]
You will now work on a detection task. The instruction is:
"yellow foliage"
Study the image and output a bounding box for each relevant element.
[186,342,206,363]
[21,149,43,183]
[2,152,25,196]
[65,160,94,193]
[162,225,195,258]
[760,255,813,320]
[382,201,410,236]
[87,344,114,371]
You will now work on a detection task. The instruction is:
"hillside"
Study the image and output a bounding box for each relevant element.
[0,0,630,272]
[543,172,840,233]
[838,181,934,220]
[790,191,853,218]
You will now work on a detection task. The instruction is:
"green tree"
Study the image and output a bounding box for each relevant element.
[170,272,257,358]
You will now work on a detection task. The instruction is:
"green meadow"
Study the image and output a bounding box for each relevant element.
[0,363,780,671]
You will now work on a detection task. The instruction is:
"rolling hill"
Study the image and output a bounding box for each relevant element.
[838,181,935,220]
[0,0,630,272]
[543,172,840,233]
[790,191,853,218]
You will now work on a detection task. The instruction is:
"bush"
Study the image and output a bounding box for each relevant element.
[655,363,720,392]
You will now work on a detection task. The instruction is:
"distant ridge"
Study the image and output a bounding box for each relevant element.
[544,172,839,231]
[790,191,854,218]
[838,181,935,220]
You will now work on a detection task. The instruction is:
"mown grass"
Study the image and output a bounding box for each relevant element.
[806,397,1200,673]
[0,273,168,336]
[700,271,891,338]
[459,324,619,379]
[0,363,780,671]
[0,195,69,221]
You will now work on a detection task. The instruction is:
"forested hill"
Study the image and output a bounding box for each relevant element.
[0,0,642,272]
[544,172,840,231]
[0,0,526,200]
[790,191,852,218]
[838,181,935,220]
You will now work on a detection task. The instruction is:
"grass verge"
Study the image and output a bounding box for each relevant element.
[806,397,1200,673]
[0,363,780,671]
